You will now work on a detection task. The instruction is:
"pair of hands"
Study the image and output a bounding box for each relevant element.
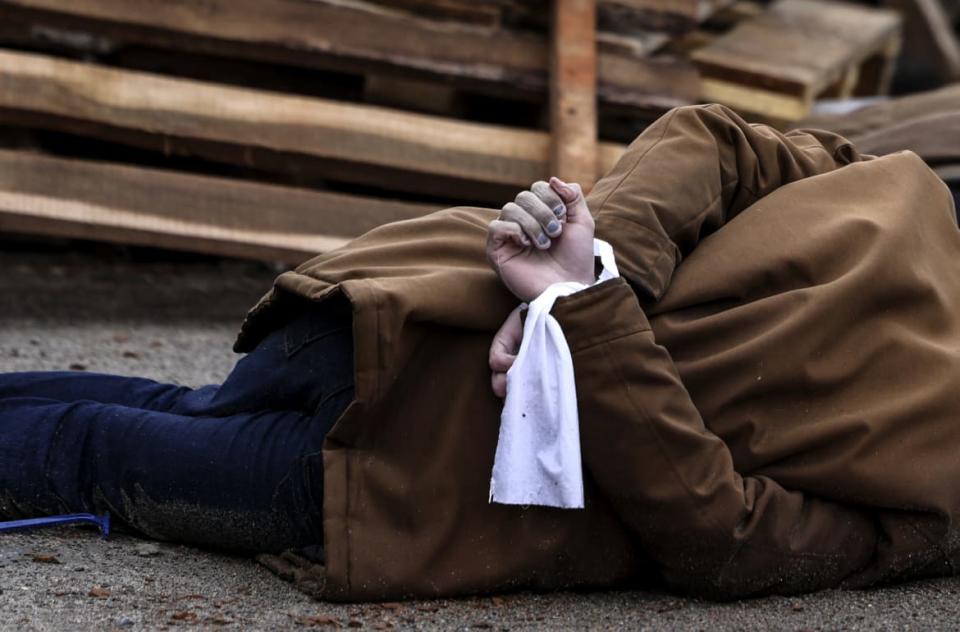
[485,177,596,398]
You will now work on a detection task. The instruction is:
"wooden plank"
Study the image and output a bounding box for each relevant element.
[0,0,698,110]
[363,75,459,116]
[0,50,626,203]
[0,150,440,263]
[550,0,599,189]
[692,0,901,121]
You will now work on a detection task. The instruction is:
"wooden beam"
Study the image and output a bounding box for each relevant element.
[0,150,440,263]
[0,50,626,203]
[551,0,599,190]
[0,0,698,111]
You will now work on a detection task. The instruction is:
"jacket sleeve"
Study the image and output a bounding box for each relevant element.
[551,279,881,599]
[589,103,867,300]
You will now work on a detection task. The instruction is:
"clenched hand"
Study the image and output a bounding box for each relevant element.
[486,177,595,303]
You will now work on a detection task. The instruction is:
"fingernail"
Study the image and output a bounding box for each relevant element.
[552,205,565,217]
[537,233,549,246]
[547,220,561,235]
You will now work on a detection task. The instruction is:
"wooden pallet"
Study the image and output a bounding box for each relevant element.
[0,50,626,205]
[0,0,905,261]
[692,0,902,122]
[0,1,642,259]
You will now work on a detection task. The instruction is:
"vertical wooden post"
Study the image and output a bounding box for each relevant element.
[550,0,598,191]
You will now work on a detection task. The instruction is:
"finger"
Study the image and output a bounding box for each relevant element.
[549,177,591,226]
[501,202,551,249]
[487,219,530,249]
[499,307,524,350]
[492,372,507,398]
[531,180,567,220]
[515,190,562,238]
[489,346,516,373]
[486,220,530,271]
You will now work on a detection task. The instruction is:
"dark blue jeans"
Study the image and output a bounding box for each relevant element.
[0,299,353,554]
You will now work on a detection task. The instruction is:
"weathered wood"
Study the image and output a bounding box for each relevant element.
[692,0,901,122]
[364,75,459,116]
[0,0,698,110]
[0,150,440,263]
[0,50,626,203]
[551,0,599,189]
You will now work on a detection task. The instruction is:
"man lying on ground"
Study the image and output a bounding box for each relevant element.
[2,104,959,601]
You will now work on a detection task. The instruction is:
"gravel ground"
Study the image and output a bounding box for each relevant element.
[2,244,960,631]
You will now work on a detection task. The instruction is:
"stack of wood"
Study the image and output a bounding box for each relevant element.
[0,0,925,263]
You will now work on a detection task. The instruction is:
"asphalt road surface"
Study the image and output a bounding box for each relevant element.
[2,244,959,631]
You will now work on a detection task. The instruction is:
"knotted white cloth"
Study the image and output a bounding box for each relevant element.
[489,239,619,509]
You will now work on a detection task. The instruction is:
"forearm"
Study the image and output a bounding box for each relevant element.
[588,104,866,299]
[551,279,878,598]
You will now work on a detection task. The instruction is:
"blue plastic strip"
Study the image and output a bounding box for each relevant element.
[0,512,110,539]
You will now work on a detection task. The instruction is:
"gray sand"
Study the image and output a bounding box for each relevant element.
[2,247,959,631]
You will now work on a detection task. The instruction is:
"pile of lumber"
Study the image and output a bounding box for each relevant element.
[0,0,936,264]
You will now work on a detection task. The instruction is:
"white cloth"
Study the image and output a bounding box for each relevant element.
[489,239,620,509]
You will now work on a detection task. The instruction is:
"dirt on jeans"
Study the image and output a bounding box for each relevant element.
[1,243,959,631]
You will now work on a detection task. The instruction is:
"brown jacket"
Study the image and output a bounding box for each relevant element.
[237,104,960,600]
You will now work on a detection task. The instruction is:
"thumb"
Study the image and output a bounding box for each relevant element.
[549,177,590,224]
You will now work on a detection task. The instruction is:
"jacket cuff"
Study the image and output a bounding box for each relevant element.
[595,215,679,300]
[551,278,651,353]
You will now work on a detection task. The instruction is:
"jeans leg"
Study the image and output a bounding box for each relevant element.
[0,299,354,552]
[0,371,209,413]
[0,394,332,552]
